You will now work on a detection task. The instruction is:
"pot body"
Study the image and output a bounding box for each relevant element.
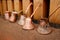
[4,11,10,20]
[18,15,26,25]
[37,20,52,34]
[23,17,34,30]
[9,12,17,22]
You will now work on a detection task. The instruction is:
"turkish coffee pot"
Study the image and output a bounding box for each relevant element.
[23,3,41,30]
[18,10,26,25]
[37,5,60,34]
[4,11,10,20]
[9,10,18,22]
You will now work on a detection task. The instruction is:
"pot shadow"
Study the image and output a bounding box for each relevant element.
[49,22,60,29]
[32,19,60,29]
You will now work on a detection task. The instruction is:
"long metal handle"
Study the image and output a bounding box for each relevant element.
[30,3,41,18]
[18,3,32,15]
[25,2,32,14]
[49,5,60,18]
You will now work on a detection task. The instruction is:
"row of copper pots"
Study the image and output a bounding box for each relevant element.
[4,11,52,35]
[4,2,52,35]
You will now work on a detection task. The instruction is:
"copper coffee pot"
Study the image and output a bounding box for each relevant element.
[9,10,18,22]
[18,10,26,26]
[23,3,41,30]
[37,5,60,34]
[23,17,34,30]
[37,18,52,34]
[4,11,10,20]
